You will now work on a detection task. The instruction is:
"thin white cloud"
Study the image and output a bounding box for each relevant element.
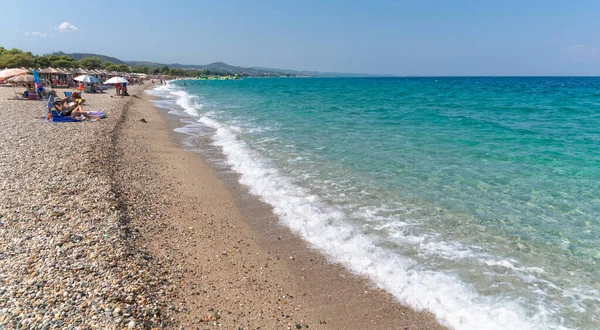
[56,21,79,32]
[565,44,584,53]
[25,31,48,37]
[563,44,597,61]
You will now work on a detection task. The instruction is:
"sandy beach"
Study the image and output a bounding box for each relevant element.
[0,84,446,329]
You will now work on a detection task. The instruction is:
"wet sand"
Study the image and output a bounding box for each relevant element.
[114,86,447,329]
[0,83,447,329]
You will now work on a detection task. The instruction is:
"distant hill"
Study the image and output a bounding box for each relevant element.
[125,60,298,76]
[56,51,387,77]
[57,52,126,65]
[250,66,392,77]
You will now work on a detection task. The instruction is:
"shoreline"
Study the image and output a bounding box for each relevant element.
[120,86,446,328]
[0,83,446,329]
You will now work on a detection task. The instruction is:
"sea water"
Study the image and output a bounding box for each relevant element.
[147,77,600,330]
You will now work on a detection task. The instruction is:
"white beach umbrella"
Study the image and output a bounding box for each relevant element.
[7,74,34,82]
[3,71,34,98]
[0,68,26,79]
[74,75,100,83]
[104,76,128,84]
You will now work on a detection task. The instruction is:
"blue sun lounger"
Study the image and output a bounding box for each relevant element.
[49,110,81,122]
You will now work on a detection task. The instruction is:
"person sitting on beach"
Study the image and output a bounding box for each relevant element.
[47,90,59,110]
[91,83,104,93]
[74,91,84,101]
[58,91,85,113]
[69,92,86,106]
[37,86,46,99]
[52,99,99,120]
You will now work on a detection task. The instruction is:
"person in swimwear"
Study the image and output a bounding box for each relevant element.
[52,99,99,119]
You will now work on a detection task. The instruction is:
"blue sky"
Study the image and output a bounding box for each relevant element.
[1,0,599,75]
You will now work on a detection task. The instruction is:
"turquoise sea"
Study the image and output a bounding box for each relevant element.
[148,77,600,330]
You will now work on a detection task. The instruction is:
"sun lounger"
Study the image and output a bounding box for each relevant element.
[46,97,53,111]
[49,110,81,122]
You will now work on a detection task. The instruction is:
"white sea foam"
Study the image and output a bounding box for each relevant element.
[146,84,573,330]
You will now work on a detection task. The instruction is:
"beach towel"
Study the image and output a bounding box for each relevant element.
[87,111,106,119]
[48,110,81,122]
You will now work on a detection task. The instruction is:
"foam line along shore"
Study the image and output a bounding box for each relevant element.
[115,82,447,328]
[147,77,600,330]
[0,82,444,329]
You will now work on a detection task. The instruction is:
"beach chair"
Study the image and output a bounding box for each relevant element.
[49,109,81,122]
[46,97,54,112]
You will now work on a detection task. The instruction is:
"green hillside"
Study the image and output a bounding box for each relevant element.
[57,52,126,64]
[53,52,385,77]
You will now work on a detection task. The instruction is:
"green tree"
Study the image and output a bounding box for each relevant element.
[35,54,62,67]
[170,68,184,76]
[52,56,76,68]
[150,68,160,75]
[101,61,115,70]
[160,65,170,74]
[104,63,130,72]
[131,65,149,74]
[105,64,119,72]
[35,55,52,68]
[0,48,36,68]
[116,64,130,72]
[78,57,102,69]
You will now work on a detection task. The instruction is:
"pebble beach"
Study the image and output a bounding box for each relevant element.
[0,84,446,329]
[0,85,174,329]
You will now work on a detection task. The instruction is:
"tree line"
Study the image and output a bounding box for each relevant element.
[0,47,129,72]
[0,47,246,77]
[130,65,246,77]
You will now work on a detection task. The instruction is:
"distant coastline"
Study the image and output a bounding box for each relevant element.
[1,47,393,78]
[4,47,598,78]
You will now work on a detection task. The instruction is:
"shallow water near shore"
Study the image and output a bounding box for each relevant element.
[147,77,600,330]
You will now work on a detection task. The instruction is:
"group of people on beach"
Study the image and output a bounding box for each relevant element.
[114,83,129,96]
[47,90,101,120]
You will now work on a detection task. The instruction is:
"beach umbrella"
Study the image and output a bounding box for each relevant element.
[74,75,100,83]
[38,67,61,74]
[33,69,43,93]
[0,68,26,79]
[8,74,34,82]
[7,74,35,97]
[104,76,128,84]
